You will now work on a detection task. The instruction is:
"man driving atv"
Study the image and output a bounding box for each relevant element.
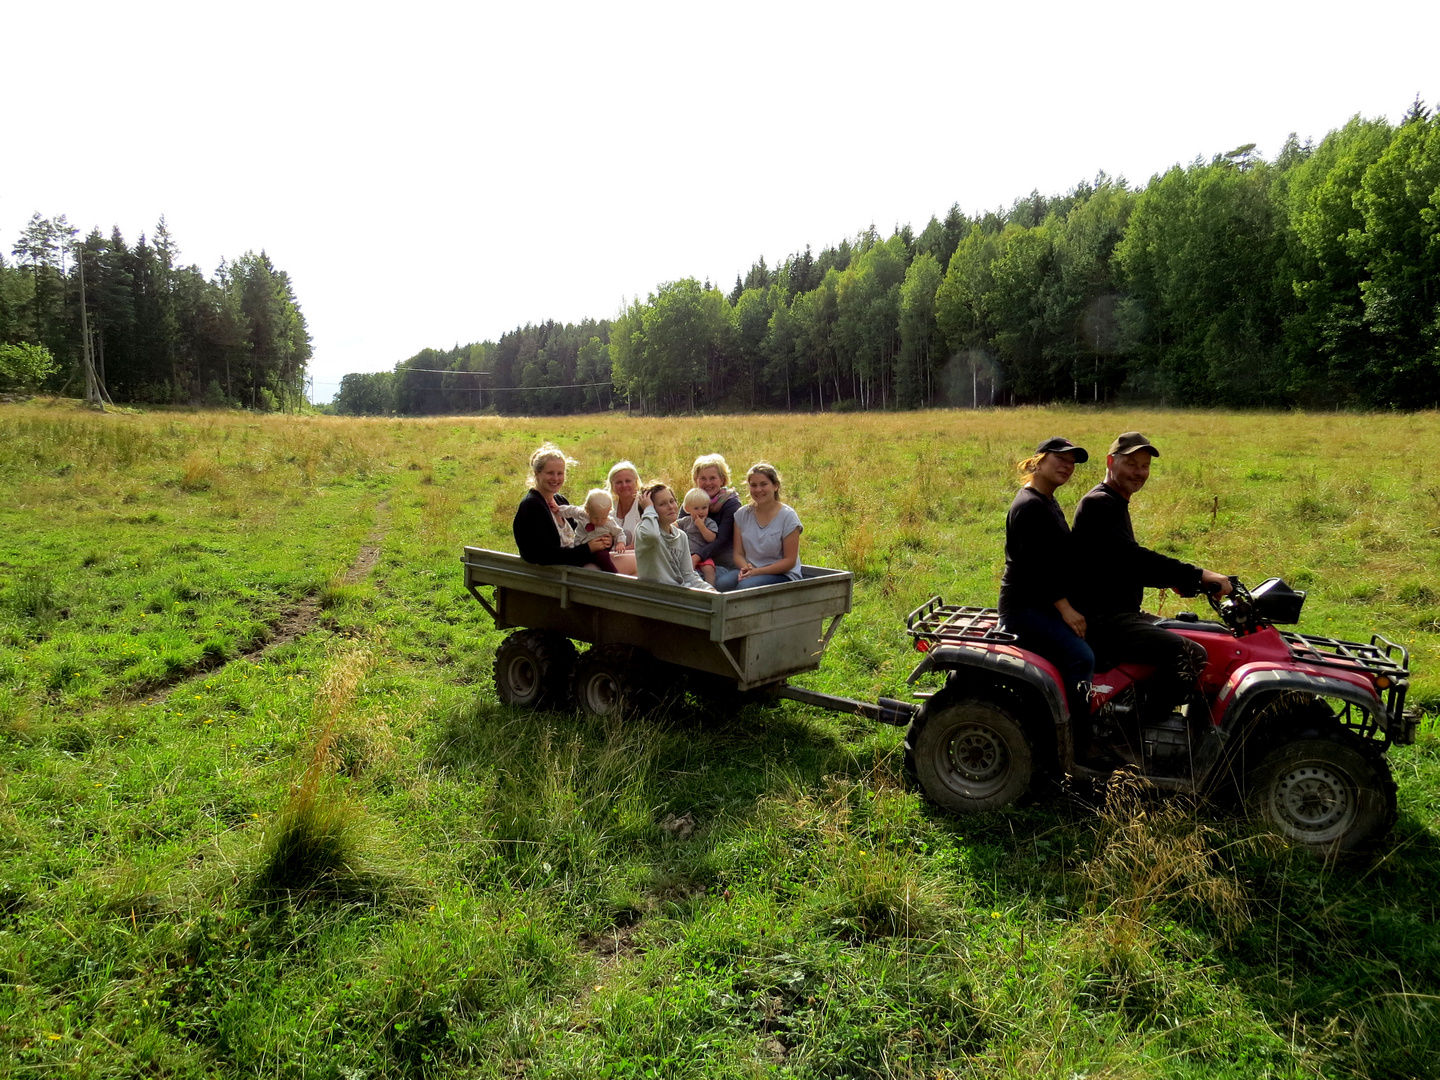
[1070,432,1232,746]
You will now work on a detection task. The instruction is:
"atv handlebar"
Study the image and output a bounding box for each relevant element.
[1206,577,1263,635]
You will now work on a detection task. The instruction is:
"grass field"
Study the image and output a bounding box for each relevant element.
[2,398,1439,1079]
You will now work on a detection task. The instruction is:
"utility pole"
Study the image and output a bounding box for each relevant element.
[76,248,112,409]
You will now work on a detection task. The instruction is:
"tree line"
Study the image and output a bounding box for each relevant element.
[339,101,1439,417]
[0,216,311,409]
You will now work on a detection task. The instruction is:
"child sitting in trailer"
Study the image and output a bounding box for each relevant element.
[678,487,719,586]
[558,489,628,574]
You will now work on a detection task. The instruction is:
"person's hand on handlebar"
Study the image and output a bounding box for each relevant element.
[1200,569,1233,596]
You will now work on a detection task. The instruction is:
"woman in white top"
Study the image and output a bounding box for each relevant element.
[634,482,716,592]
[605,460,647,576]
[719,462,803,591]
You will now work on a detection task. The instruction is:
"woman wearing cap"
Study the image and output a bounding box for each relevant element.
[998,437,1096,754]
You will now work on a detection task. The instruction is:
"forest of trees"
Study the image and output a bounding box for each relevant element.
[339,102,1440,416]
[6,102,1435,416]
[0,216,311,409]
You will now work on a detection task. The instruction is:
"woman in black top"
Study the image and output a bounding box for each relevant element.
[998,436,1096,748]
[513,443,616,568]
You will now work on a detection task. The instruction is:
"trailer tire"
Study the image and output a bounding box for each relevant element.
[493,630,577,710]
[904,696,1033,813]
[572,645,671,720]
[1244,725,1396,857]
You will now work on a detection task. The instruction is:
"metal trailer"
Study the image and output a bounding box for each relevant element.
[462,546,915,723]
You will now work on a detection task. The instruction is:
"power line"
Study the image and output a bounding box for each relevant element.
[397,367,492,374]
[391,374,614,392]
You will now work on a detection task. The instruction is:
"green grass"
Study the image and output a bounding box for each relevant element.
[1,399,1439,1077]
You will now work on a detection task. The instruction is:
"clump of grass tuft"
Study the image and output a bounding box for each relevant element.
[250,724,396,905]
[816,843,951,940]
[1083,771,1250,946]
[179,449,220,491]
[7,568,60,620]
[315,644,374,722]
[786,776,953,940]
[835,514,879,579]
[319,572,363,609]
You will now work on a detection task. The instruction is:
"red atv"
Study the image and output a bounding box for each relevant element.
[901,578,1415,855]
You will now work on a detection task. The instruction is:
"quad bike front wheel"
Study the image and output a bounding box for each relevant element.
[1244,726,1397,857]
[904,696,1034,813]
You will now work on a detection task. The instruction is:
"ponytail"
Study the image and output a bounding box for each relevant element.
[1018,452,1047,481]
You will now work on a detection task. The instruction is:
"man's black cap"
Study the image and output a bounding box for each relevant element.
[1035,436,1089,463]
[1108,431,1160,457]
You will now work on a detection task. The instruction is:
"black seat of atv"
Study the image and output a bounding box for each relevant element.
[1152,615,1228,633]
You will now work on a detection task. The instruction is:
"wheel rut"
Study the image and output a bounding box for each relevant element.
[132,498,390,705]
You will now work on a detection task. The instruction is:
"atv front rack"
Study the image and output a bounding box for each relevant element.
[1282,630,1411,737]
[905,596,1017,646]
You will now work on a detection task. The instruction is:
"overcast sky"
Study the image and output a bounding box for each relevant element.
[4,0,1433,401]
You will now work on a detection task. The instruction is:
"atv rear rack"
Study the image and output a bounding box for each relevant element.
[905,596,1017,646]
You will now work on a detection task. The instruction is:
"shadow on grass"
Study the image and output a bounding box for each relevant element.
[958,776,1440,1079]
[424,694,1440,1076]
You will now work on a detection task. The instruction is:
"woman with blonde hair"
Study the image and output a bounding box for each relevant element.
[683,452,742,579]
[998,436,1095,753]
[720,462,803,591]
[512,443,616,569]
[605,459,648,575]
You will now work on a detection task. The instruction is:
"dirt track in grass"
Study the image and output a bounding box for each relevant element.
[135,498,390,704]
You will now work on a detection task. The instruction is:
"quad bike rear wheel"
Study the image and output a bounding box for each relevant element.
[904,696,1034,813]
[1244,725,1397,857]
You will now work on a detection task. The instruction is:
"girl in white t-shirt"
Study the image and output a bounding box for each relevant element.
[719,462,803,591]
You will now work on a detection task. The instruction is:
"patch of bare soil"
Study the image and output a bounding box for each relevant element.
[579,925,643,967]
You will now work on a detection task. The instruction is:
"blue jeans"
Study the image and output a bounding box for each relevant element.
[1001,606,1095,742]
[999,606,1094,694]
[715,568,790,591]
[734,573,791,589]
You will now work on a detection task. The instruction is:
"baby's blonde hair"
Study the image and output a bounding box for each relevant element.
[583,489,612,516]
[682,487,710,511]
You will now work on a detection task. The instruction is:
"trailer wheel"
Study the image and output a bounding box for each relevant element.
[904,696,1033,813]
[1244,726,1396,857]
[572,645,667,720]
[493,630,576,710]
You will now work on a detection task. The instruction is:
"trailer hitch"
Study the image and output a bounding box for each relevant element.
[775,685,918,726]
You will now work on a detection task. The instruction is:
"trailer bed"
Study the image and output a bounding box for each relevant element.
[462,547,854,690]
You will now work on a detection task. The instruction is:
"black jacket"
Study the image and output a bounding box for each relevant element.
[1070,482,1202,619]
[998,486,1073,617]
[513,490,595,567]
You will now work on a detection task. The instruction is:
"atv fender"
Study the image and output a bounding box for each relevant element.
[908,644,1068,722]
[1216,663,1384,733]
